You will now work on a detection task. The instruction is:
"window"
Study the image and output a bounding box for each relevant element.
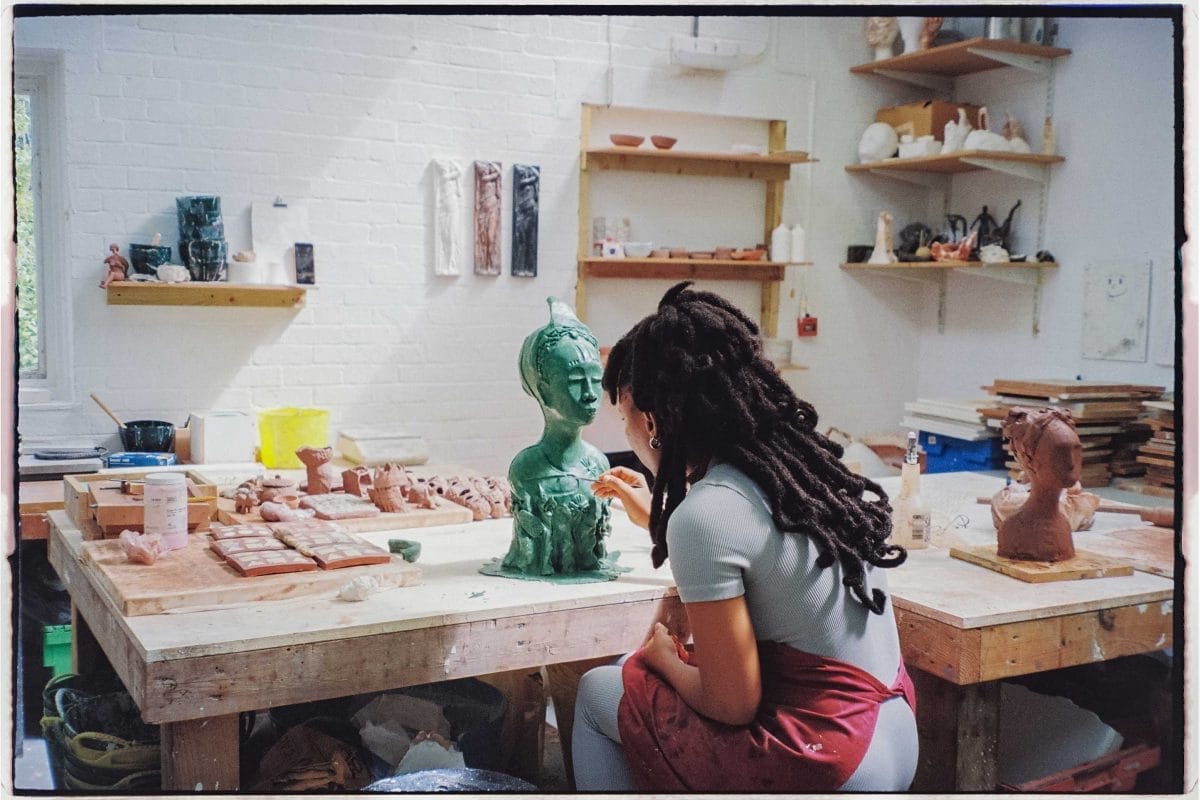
[15,52,71,406]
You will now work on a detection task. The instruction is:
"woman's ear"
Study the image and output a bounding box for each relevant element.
[644,411,658,437]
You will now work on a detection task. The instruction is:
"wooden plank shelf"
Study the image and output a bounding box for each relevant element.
[584,147,813,180]
[106,282,308,308]
[847,151,1065,175]
[582,257,811,282]
[850,37,1071,78]
[841,260,1056,271]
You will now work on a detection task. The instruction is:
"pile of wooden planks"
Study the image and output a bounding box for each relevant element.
[980,379,1166,488]
[1134,400,1176,491]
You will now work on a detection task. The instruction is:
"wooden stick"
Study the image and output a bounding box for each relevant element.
[90,392,126,428]
[975,496,1173,526]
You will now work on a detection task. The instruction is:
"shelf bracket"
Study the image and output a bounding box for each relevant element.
[965,46,1053,77]
[936,270,947,333]
[958,156,1050,184]
[865,168,950,190]
[872,68,954,93]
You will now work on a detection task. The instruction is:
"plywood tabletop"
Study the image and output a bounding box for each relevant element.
[50,509,675,663]
[877,472,1175,629]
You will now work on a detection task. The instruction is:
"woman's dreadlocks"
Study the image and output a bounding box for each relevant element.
[603,282,905,614]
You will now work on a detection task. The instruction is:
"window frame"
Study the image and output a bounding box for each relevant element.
[15,51,73,408]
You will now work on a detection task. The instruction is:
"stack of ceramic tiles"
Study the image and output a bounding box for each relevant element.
[980,379,1166,488]
[901,397,997,441]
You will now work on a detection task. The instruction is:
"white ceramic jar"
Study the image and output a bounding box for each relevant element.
[144,472,188,551]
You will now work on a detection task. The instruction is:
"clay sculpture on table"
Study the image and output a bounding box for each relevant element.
[258,475,299,504]
[258,501,316,522]
[369,463,412,513]
[297,446,339,495]
[996,407,1083,562]
[990,481,1101,532]
[342,466,373,498]
[482,297,622,582]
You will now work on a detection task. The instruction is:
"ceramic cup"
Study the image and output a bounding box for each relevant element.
[128,244,173,275]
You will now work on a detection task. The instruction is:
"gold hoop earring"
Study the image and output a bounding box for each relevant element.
[649,436,661,450]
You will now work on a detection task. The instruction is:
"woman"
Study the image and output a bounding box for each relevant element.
[573,282,918,792]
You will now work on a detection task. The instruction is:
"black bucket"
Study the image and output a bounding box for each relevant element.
[120,421,175,453]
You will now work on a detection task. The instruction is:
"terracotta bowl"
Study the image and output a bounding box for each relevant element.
[609,133,644,147]
[668,248,689,259]
[689,251,715,260]
[732,249,767,261]
[650,135,677,150]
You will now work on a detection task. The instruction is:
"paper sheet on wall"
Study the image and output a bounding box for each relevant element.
[1081,260,1151,362]
[252,202,311,284]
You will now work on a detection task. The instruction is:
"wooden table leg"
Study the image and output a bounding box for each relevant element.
[160,714,241,791]
[71,605,115,680]
[911,669,1000,792]
[546,656,618,791]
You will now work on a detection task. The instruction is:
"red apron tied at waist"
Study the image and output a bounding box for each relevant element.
[617,640,916,792]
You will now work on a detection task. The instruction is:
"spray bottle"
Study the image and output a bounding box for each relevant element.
[891,431,931,549]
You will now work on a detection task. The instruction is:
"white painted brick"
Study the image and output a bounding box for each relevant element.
[122,76,180,100]
[100,51,155,77]
[124,121,181,145]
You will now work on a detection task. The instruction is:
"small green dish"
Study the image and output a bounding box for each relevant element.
[388,539,421,563]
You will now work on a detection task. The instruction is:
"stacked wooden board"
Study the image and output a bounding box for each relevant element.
[980,379,1166,488]
[1134,400,1176,491]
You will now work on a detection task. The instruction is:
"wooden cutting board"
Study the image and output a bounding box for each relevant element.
[80,533,422,616]
[216,494,473,533]
[949,545,1134,583]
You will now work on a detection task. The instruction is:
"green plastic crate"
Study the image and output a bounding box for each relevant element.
[42,624,72,678]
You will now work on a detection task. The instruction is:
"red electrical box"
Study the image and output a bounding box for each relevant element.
[797,315,818,337]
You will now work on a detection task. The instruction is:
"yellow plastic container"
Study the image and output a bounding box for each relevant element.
[257,407,330,469]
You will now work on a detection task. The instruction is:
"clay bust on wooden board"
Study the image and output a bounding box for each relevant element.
[996,407,1083,561]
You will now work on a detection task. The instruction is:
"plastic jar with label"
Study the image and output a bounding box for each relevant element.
[144,472,188,551]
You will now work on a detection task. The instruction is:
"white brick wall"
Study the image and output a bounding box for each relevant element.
[13,13,1179,472]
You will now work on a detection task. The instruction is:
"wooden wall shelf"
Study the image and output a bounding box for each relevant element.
[583,257,811,282]
[850,38,1071,79]
[106,282,308,308]
[841,261,1056,271]
[584,147,813,180]
[847,151,1064,175]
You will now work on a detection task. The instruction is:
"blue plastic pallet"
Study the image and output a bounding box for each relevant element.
[918,431,1005,474]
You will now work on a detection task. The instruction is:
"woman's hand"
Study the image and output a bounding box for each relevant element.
[641,622,687,675]
[591,466,652,530]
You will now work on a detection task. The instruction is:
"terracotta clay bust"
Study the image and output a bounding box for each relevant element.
[996,407,1083,561]
[482,298,617,581]
[296,446,338,495]
[990,481,1101,532]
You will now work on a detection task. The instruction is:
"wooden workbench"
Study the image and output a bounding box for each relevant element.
[46,471,1177,792]
[47,509,681,790]
[876,471,1177,791]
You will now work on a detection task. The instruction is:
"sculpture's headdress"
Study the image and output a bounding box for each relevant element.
[518,297,598,406]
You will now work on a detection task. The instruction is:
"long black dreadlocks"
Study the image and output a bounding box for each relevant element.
[602,282,905,614]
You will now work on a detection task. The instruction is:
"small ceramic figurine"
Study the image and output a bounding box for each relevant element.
[257,475,299,504]
[481,297,618,581]
[296,445,338,495]
[867,211,898,264]
[896,17,924,54]
[996,407,1083,562]
[942,108,972,153]
[234,486,257,515]
[100,243,129,289]
[1002,112,1033,153]
[962,107,1010,151]
[342,466,373,497]
[931,230,977,262]
[919,17,944,50]
[369,463,412,513]
[864,16,898,60]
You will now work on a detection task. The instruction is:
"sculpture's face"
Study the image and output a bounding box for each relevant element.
[1031,419,1082,488]
[538,336,602,426]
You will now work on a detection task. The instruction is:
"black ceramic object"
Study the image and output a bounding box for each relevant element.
[120,420,176,453]
[128,244,173,276]
[846,245,872,263]
[176,195,227,276]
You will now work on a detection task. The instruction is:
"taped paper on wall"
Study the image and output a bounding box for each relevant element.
[252,202,311,284]
[1081,260,1151,362]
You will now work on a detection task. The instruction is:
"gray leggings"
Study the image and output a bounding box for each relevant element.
[571,660,918,792]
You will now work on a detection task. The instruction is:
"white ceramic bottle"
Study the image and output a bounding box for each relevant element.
[144,472,188,551]
[770,223,791,263]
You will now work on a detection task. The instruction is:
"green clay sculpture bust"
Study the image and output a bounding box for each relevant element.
[481,297,624,583]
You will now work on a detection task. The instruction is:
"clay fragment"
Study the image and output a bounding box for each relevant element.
[119,529,164,564]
